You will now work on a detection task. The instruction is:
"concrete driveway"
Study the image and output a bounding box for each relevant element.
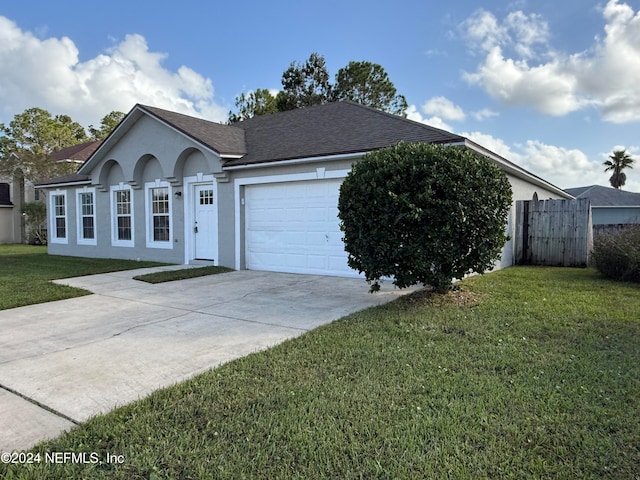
[0,268,409,452]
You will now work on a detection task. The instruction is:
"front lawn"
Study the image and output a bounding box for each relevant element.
[133,265,233,283]
[2,267,639,479]
[0,245,167,310]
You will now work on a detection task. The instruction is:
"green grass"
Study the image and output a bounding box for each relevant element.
[2,267,639,479]
[133,265,233,283]
[0,245,167,310]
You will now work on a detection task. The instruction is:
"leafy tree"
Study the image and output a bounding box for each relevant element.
[89,111,125,140]
[276,52,332,111]
[333,61,408,116]
[227,53,409,121]
[604,149,634,189]
[228,89,278,123]
[1,108,87,156]
[338,143,512,292]
[0,107,89,185]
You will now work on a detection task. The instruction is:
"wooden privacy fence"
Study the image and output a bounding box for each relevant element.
[515,196,593,267]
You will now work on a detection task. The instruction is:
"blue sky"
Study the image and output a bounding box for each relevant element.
[1,0,639,191]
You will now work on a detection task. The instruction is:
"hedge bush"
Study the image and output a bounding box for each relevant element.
[338,143,512,292]
[591,225,640,282]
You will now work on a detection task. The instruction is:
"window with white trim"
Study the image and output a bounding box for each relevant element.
[145,181,172,248]
[110,185,134,247]
[50,192,68,244]
[77,188,96,245]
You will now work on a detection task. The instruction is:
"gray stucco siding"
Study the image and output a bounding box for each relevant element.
[91,117,224,191]
[592,207,640,225]
[42,104,571,277]
[46,184,186,264]
[46,117,228,264]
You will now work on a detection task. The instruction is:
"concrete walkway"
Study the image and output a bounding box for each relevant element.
[0,268,408,452]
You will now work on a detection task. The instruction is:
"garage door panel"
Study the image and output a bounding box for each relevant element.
[245,180,358,277]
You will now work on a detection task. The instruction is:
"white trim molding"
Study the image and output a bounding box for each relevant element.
[76,186,97,246]
[223,152,363,170]
[110,184,135,248]
[49,190,68,245]
[144,180,173,249]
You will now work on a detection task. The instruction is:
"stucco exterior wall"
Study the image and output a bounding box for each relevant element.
[0,176,24,244]
[592,207,640,225]
[46,116,226,264]
[0,206,16,243]
[43,111,569,277]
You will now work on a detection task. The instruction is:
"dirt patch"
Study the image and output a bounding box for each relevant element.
[402,286,483,308]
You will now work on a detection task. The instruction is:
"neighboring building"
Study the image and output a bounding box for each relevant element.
[565,185,640,225]
[50,140,102,167]
[0,141,100,244]
[37,101,570,276]
[0,178,18,244]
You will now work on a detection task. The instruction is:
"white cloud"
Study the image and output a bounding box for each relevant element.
[0,17,227,127]
[460,8,550,59]
[462,131,616,190]
[519,140,596,184]
[471,108,499,121]
[460,0,640,123]
[463,131,522,162]
[405,104,454,131]
[421,96,466,121]
[463,48,584,116]
[406,104,639,190]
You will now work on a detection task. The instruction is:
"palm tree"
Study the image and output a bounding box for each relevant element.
[603,149,634,189]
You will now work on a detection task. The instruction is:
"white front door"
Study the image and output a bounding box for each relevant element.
[193,183,217,260]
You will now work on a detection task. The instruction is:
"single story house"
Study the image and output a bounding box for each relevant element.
[564,185,640,225]
[37,101,570,277]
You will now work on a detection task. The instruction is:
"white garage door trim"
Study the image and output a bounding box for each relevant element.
[234,168,358,276]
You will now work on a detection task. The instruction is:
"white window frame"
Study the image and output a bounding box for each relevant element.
[145,180,173,249]
[76,187,97,245]
[110,184,134,248]
[49,190,68,244]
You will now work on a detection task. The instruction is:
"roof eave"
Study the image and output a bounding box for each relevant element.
[461,139,573,199]
[36,180,92,189]
[592,204,640,208]
[224,152,366,170]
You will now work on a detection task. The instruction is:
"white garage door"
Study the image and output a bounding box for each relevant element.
[245,179,357,277]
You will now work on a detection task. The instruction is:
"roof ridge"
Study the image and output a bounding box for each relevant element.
[138,104,233,128]
[339,100,460,136]
[136,104,246,156]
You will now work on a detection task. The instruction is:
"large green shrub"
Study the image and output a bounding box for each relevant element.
[338,143,512,292]
[591,225,640,282]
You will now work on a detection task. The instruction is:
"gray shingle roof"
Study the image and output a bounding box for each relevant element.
[42,101,563,197]
[565,185,640,206]
[227,101,464,167]
[139,105,246,157]
[36,173,90,186]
